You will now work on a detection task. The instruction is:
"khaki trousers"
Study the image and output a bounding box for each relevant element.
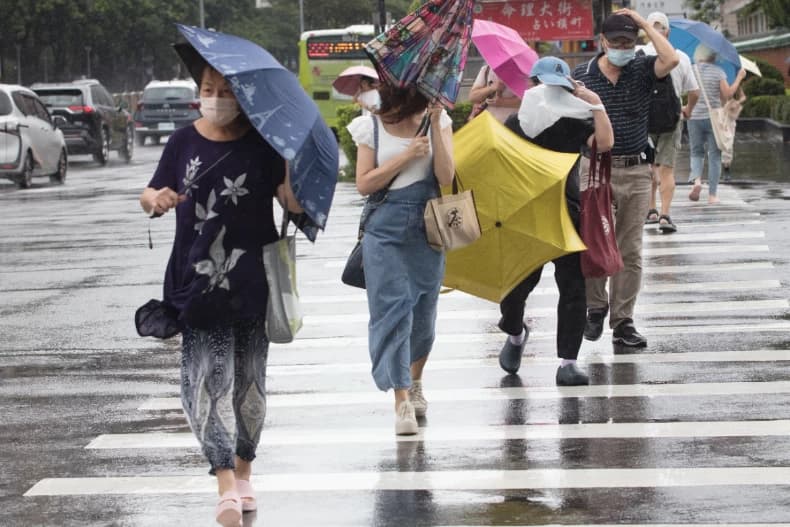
[581,160,652,328]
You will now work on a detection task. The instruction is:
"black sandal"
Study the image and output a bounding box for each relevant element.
[658,214,676,234]
[645,208,659,224]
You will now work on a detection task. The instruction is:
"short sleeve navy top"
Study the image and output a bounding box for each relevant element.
[148,125,286,329]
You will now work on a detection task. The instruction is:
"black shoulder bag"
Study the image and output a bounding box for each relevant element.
[341,115,387,289]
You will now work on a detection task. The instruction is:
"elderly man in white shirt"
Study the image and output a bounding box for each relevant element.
[639,11,700,234]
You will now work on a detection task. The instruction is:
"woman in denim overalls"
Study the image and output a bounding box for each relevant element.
[347,83,455,435]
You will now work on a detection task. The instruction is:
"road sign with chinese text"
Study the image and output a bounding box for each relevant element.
[473,0,594,40]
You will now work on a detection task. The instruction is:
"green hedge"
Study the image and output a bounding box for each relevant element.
[744,55,784,83]
[336,105,362,182]
[335,101,475,181]
[743,77,786,97]
[741,95,790,124]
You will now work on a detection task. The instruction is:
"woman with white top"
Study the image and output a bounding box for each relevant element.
[687,45,746,204]
[346,83,454,435]
[353,76,381,116]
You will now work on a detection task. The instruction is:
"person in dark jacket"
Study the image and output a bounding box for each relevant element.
[499,56,613,385]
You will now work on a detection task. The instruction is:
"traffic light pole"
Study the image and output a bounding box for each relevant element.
[377,0,386,33]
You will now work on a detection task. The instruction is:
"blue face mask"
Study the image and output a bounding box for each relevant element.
[607,48,636,67]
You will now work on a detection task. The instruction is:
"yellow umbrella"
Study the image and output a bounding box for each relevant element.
[738,54,762,77]
[443,111,586,303]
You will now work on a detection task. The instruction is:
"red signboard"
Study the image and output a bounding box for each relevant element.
[474,0,595,41]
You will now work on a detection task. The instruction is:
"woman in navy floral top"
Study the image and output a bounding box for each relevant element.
[140,65,302,526]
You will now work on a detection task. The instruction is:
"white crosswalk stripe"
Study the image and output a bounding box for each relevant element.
[86,419,790,450]
[137,381,790,411]
[24,467,790,496]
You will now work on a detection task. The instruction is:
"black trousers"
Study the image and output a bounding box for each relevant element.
[498,251,586,360]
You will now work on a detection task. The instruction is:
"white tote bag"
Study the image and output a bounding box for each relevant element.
[262,208,302,343]
[694,64,735,152]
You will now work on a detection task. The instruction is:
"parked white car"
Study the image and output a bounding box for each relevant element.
[0,84,68,188]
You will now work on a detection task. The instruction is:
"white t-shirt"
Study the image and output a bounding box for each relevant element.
[357,89,381,117]
[347,111,452,190]
[638,43,699,97]
[471,66,517,123]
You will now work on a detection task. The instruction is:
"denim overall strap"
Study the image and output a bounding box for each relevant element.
[356,116,386,239]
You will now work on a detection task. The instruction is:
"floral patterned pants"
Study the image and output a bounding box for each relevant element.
[181,316,269,475]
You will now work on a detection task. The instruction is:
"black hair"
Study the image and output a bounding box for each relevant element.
[377,82,428,124]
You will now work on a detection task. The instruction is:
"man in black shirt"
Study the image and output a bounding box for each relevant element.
[499,56,613,386]
[572,9,678,348]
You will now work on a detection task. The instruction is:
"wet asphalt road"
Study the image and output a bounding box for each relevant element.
[1,139,790,526]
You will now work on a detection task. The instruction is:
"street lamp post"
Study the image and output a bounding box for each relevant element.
[377,0,386,33]
[85,46,92,77]
[298,0,304,34]
[15,44,21,85]
[199,0,205,28]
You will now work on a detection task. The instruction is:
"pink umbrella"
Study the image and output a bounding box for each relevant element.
[332,66,379,96]
[471,19,539,98]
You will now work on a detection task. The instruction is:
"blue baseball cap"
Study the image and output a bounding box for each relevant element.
[529,56,575,91]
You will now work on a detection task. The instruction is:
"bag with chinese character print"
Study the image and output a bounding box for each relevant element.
[423,178,482,252]
[579,141,623,278]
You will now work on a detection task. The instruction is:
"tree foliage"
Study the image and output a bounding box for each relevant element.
[0,0,413,91]
[683,0,721,24]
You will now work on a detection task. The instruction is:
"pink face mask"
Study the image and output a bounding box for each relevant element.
[199,97,240,126]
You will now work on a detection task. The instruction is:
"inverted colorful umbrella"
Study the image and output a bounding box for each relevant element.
[669,19,742,83]
[471,19,539,98]
[443,112,586,303]
[174,24,338,242]
[332,65,379,96]
[365,0,475,108]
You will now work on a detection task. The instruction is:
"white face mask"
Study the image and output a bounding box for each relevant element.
[200,96,240,126]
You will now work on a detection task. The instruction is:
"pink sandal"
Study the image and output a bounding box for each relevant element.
[236,479,258,512]
[215,489,242,526]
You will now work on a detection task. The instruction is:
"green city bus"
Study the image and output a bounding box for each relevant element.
[298,25,376,130]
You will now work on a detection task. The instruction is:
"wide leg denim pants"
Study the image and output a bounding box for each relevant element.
[362,178,445,392]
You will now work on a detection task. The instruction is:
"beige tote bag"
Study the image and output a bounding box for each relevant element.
[424,178,482,252]
[694,64,735,153]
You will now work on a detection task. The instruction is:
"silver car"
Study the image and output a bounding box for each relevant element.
[0,84,68,188]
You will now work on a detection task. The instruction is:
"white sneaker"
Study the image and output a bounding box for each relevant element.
[395,400,418,435]
[408,380,427,417]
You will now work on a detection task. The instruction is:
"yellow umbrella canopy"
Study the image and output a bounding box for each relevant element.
[443,111,586,303]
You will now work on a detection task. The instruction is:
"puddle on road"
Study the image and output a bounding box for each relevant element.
[674,132,790,184]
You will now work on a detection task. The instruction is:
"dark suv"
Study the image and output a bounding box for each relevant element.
[133,80,200,146]
[32,79,134,165]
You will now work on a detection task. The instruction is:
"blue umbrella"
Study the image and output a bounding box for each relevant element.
[669,19,742,83]
[174,24,338,242]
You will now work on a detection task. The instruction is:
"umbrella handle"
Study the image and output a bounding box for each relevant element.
[417,114,431,137]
